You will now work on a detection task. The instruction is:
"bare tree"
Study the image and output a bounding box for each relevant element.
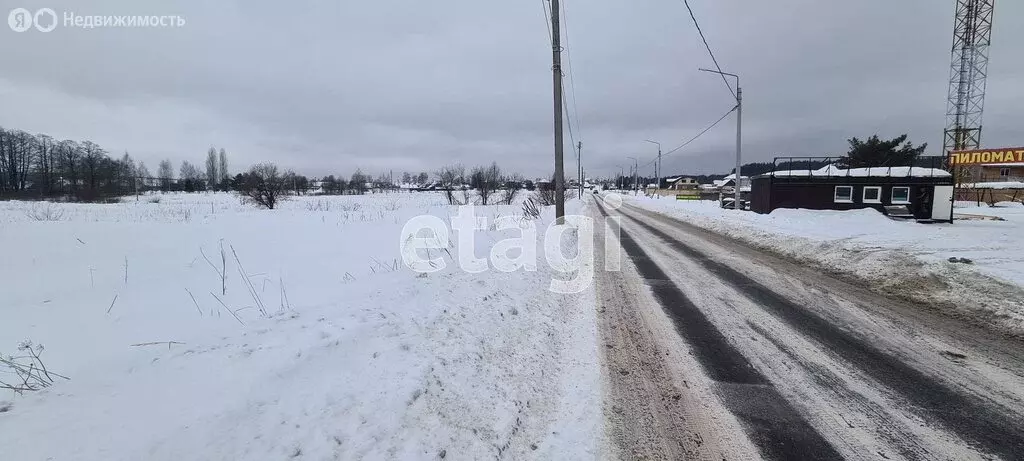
[436,164,465,205]
[218,148,229,186]
[157,159,174,191]
[0,128,32,193]
[119,151,135,192]
[350,169,368,194]
[374,172,392,191]
[58,140,81,195]
[33,134,56,195]
[205,147,218,189]
[239,162,286,209]
[81,141,106,195]
[180,160,203,192]
[535,173,566,207]
[136,161,151,188]
[471,162,502,205]
[0,129,37,193]
[501,173,524,205]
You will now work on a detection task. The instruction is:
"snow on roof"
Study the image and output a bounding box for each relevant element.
[721,173,750,181]
[764,165,951,178]
[962,181,1024,190]
[982,162,1024,167]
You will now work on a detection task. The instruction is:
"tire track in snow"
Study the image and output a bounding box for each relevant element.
[615,203,1024,460]
[596,199,841,460]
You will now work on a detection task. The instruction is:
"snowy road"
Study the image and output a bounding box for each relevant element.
[592,196,1024,460]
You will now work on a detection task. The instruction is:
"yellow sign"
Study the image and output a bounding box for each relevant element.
[949,147,1024,165]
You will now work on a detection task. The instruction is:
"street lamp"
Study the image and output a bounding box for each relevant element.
[699,68,742,210]
[644,140,661,191]
[626,156,639,196]
[615,164,624,190]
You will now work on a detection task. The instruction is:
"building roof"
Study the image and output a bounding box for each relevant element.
[962,181,1024,190]
[981,163,1024,167]
[761,165,951,178]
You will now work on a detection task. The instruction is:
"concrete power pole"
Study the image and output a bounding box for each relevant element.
[627,156,638,196]
[634,159,639,195]
[577,141,583,198]
[644,140,661,193]
[551,0,566,220]
[700,68,742,210]
[734,86,743,210]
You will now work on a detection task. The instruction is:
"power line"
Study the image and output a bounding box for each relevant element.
[681,0,735,100]
[542,0,583,163]
[540,0,552,44]
[562,88,577,151]
[636,105,737,170]
[560,0,583,142]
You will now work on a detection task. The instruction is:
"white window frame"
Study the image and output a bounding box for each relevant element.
[1000,167,1010,177]
[834,186,853,203]
[891,186,911,205]
[862,186,882,204]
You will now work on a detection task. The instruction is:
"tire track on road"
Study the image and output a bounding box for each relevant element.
[615,202,1024,460]
[596,199,841,460]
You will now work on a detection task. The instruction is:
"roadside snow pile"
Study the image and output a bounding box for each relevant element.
[0,192,603,460]
[962,181,1024,190]
[626,196,1024,337]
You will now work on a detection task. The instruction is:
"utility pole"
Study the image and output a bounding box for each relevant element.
[551,0,565,220]
[577,141,583,198]
[700,68,742,210]
[627,156,638,196]
[634,159,639,195]
[645,140,661,192]
[735,86,742,210]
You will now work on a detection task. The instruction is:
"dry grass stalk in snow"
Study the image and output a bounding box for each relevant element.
[129,341,185,350]
[24,203,65,222]
[201,240,228,296]
[522,197,541,220]
[231,245,268,317]
[0,341,68,394]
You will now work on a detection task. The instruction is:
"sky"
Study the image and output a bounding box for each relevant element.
[1,0,1022,179]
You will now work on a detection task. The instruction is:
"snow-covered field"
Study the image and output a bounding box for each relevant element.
[0,192,604,460]
[625,195,1024,337]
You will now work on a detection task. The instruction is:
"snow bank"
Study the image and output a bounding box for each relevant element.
[764,165,951,178]
[0,192,603,460]
[625,196,1024,337]
[962,181,1024,190]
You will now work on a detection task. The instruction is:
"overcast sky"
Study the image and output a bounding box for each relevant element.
[1,0,1022,178]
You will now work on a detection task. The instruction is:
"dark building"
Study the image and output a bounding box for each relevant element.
[751,164,955,222]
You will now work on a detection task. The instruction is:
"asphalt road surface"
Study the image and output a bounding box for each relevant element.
[591,195,1024,460]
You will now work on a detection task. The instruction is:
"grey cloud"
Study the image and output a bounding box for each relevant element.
[0,0,1021,177]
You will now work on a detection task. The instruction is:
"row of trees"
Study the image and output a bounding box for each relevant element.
[0,126,238,200]
[435,162,526,205]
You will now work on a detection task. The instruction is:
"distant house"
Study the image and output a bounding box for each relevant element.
[959,162,1024,205]
[666,177,699,191]
[712,173,750,190]
[750,163,954,222]
[974,162,1024,183]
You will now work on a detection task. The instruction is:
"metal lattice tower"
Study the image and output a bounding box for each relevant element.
[944,0,995,155]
